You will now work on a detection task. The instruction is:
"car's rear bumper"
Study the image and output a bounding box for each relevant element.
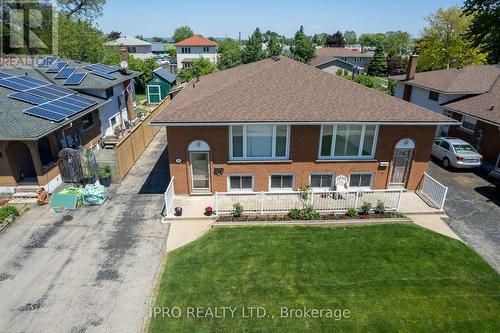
[453,161,481,168]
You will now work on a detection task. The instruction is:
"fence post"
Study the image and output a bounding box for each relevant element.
[440,187,448,211]
[354,190,360,209]
[310,190,314,208]
[214,192,218,214]
[260,192,264,215]
[396,189,403,211]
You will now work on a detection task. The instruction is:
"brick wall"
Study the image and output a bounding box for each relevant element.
[167,124,437,194]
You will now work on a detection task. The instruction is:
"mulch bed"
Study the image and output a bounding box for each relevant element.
[216,212,405,223]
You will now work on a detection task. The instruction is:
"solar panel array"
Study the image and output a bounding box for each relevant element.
[84,63,120,81]
[0,70,98,123]
[54,67,77,79]
[64,73,87,85]
[46,61,68,73]
[37,56,59,68]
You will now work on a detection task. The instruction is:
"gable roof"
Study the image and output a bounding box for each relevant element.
[151,56,456,125]
[153,67,176,83]
[176,35,217,47]
[105,36,152,47]
[391,65,500,94]
[310,47,374,67]
[444,78,500,125]
[151,43,166,52]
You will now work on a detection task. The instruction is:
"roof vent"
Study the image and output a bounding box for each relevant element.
[271,56,281,61]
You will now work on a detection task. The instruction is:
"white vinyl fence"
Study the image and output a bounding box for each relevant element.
[417,173,448,210]
[214,189,404,215]
[164,177,175,215]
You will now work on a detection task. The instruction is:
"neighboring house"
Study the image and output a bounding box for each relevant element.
[152,43,166,55]
[151,56,455,195]
[176,35,217,69]
[0,70,106,193]
[309,47,374,74]
[392,56,500,167]
[146,67,176,104]
[105,36,155,59]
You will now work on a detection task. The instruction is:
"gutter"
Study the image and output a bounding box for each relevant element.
[148,120,460,127]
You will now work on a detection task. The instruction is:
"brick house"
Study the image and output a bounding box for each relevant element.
[392,56,500,167]
[151,56,456,195]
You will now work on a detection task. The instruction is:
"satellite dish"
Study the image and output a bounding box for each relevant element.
[120,60,128,69]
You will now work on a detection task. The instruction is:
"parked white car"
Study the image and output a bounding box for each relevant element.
[431,137,482,169]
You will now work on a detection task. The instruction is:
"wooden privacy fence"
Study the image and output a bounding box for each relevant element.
[114,97,170,180]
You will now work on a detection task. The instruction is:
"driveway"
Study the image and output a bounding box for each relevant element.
[0,129,170,332]
[427,160,500,272]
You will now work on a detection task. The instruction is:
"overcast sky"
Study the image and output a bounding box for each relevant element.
[95,0,463,39]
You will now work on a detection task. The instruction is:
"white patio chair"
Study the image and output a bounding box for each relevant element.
[334,175,349,199]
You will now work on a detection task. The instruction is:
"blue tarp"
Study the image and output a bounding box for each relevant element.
[82,184,108,206]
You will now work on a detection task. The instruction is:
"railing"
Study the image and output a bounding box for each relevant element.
[214,188,404,215]
[417,173,448,210]
[164,177,175,216]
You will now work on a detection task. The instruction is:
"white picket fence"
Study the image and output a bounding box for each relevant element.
[417,173,448,210]
[164,177,175,215]
[214,189,404,215]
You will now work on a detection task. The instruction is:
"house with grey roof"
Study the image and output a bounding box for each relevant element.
[309,47,374,75]
[392,55,500,167]
[105,36,155,60]
[151,56,456,195]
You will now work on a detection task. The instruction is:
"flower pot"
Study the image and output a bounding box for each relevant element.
[99,176,111,187]
[174,207,183,216]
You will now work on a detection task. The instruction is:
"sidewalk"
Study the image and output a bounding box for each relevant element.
[407,213,462,241]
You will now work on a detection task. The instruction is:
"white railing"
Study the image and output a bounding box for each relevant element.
[418,173,448,210]
[164,177,175,216]
[214,189,404,215]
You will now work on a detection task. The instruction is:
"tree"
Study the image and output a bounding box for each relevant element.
[127,57,158,92]
[290,26,315,63]
[367,46,387,76]
[135,35,144,40]
[106,31,121,41]
[58,0,106,20]
[242,28,264,64]
[267,36,283,57]
[358,33,386,47]
[178,57,217,82]
[152,36,163,42]
[382,31,412,55]
[58,16,106,63]
[344,30,357,45]
[312,33,328,46]
[325,31,346,47]
[463,0,500,63]
[217,38,242,70]
[416,7,488,71]
[173,26,194,42]
[263,30,279,43]
[165,45,176,57]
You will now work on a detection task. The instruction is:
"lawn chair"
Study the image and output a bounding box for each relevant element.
[334,175,349,199]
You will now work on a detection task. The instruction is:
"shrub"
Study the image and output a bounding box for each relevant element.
[99,165,112,178]
[374,200,386,214]
[300,207,320,220]
[0,205,19,222]
[389,211,404,218]
[360,202,372,215]
[354,74,374,88]
[335,68,343,76]
[288,208,301,219]
[232,203,243,218]
[343,69,349,77]
[346,208,358,218]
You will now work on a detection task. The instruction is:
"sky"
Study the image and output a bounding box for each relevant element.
[95,0,463,39]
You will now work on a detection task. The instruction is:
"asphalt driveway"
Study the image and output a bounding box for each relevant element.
[0,129,170,332]
[427,160,500,272]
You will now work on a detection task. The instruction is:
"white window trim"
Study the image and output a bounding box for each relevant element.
[460,115,477,134]
[268,173,295,192]
[147,85,161,104]
[227,174,254,192]
[229,124,290,161]
[348,172,374,190]
[318,124,379,160]
[309,172,336,191]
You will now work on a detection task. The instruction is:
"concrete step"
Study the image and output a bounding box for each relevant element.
[12,191,38,199]
[15,185,40,193]
[10,197,37,204]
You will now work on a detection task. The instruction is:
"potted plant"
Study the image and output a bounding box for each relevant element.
[174,207,183,216]
[204,206,214,216]
[99,165,112,187]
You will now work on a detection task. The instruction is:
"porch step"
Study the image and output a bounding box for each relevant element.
[12,191,38,199]
[10,197,37,204]
[15,185,40,193]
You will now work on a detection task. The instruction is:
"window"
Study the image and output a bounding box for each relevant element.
[105,87,114,98]
[228,175,253,191]
[310,174,333,190]
[349,173,373,188]
[81,113,94,130]
[453,144,477,154]
[182,62,192,68]
[460,115,477,133]
[270,174,293,190]
[230,125,290,160]
[319,124,378,159]
[110,115,117,127]
[203,46,210,52]
[440,140,450,150]
[127,46,136,53]
[428,90,439,101]
[433,139,442,146]
[181,47,191,53]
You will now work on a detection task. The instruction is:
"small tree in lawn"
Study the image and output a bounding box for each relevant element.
[325,31,346,47]
[290,26,315,63]
[367,46,387,76]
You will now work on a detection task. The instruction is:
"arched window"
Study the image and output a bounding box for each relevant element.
[188,140,210,152]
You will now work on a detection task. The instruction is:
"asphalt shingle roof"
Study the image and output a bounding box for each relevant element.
[105,36,152,46]
[152,56,456,125]
[310,47,374,67]
[154,67,176,83]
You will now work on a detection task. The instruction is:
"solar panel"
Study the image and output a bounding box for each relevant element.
[0,79,31,91]
[15,75,49,86]
[37,56,59,68]
[43,85,73,97]
[46,84,75,95]
[46,61,68,73]
[64,94,97,108]
[54,67,77,79]
[64,73,87,85]
[24,107,66,122]
[50,99,83,112]
[85,63,120,73]
[39,103,76,116]
[0,71,13,79]
[89,70,116,80]
[9,92,50,105]
[25,87,63,99]
[8,77,42,89]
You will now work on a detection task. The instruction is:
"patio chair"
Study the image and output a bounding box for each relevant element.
[334,175,349,199]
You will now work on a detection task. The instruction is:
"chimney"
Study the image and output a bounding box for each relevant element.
[406,54,418,81]
[119,45,129,74]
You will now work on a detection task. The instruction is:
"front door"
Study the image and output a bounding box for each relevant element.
[190,152,211,192]
[390,149,413,187]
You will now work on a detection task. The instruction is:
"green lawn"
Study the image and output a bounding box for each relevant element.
[149,225,500,332]
[135,93,147,104]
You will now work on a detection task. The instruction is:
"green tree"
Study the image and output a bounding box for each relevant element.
[463,0,500,63]
[173,26,194,42]
[217,38,242,70]
[242,28,264,64]
[267,36,283,57]
[312,33,328,46]
[178,57,217,82]
[416,7,488,71]
[325,31,346,47]
[58,0,106,20]
[290,26,315,63]
[382,31,412,55]
[126,57,158,93]
[358,33,386,47]
[165,45,176,57]
[367,46,387,76]
[58,16,106,63]
[344,30,357,45]
[106,30,121,41]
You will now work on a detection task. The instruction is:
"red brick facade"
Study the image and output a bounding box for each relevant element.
[167,124,437,194]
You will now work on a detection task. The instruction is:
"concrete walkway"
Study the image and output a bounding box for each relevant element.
[407,213,462,241]
[164,219,213,252]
